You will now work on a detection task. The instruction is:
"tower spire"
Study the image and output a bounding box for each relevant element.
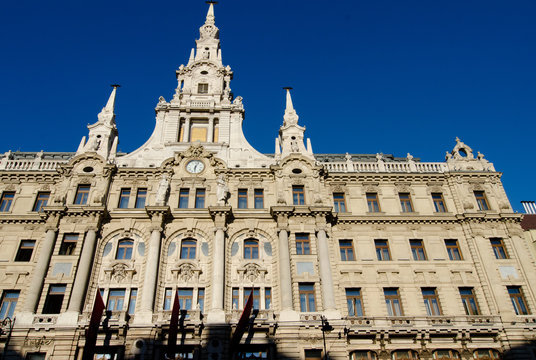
[205,1,217,25]
[283,87,299,126]
[103,84,120,114]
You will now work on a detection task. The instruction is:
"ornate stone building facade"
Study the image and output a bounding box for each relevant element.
[1,4,535,360]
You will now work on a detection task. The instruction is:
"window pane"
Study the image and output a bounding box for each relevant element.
[118,189,130,208]
[33,192,50,212]
[74,186,90,205]
[254,189,264,209]
[135,189,147,208]
[179,189,189,208]
[0,290,20,319]
[15,240,35,261]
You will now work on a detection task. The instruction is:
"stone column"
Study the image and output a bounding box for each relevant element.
[207,117,214,142]
[207,207,230,323]
[316,228,337,313]
[140,227,162,313]
[67,228,98,312]
[23,226,58,313]
[211,227,225,311]
[183,118,191,142]
[278,229,293,311]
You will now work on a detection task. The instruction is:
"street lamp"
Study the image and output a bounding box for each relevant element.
[321,316,333,360]
[1,317,16,360]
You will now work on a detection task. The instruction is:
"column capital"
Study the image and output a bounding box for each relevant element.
[209,206,231,228]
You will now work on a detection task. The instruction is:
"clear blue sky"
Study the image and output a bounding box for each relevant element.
[0,1,534,212]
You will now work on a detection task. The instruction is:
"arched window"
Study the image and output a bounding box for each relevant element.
[350,350,377,360]
[244,239,259,259]
[473,349,500,360]
[433,350,460,359]
[392,350,419,360]
[116,240,134,260]
[180,239,197,259]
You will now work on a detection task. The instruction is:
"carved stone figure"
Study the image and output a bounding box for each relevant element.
[155,174,170,206]
[216,174,229,205]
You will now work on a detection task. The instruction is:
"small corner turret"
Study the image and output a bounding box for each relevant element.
[445,137,495,172]
[275,88,314,161]
[76,85,119,163]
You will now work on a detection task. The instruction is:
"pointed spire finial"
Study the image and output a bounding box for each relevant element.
[282,87,299,126]
[205,1,217,25]
[104,84,120,112]
[283,87,294,111]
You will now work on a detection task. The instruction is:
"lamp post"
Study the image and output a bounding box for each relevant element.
[321,316,333,360]
[1,317,16,360]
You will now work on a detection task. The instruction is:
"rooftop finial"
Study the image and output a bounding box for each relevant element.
[205,0,217,25]
[283,87,299,126]
[104,84,120,114]
[283,87,294,111]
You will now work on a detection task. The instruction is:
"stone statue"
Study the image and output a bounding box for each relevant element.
[216,175,229,205]
[290,140,299,152]
[233,96,243,105]
[155,174,170,206]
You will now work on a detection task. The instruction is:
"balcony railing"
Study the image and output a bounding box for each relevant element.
[322,161,448,173]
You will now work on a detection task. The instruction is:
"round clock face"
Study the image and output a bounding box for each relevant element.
[186,160,205,174]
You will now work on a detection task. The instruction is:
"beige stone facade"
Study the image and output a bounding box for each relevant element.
[1,4,536,360]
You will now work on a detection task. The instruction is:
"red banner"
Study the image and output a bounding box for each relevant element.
[230,290,254,350]
[167,289,181,359]
[83,290,105,360]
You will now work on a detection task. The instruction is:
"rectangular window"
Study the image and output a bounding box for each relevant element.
[410,239,427,261]
[190,127,207,142]
[265,288,272,310]
[198,288,205,312]
[238,189,248,209]
[445,239,463,260]
[232,288,239,310]
[128,289,137,315]
[164,288,173,310]
[299,284,316,312]
[508,286,530,315]
[59,233,78,255]
[135,188,147,208]
[118,188,130,208]
[0,191,15,212]
[243,288,260,310]
[304,350,322,360]
[375,239,391,261]
[107,289,126,311]
[254,189,264,209]
[296,233,310,255]
[399,193,414,213]
[384,288,403,316]
[42,284,66,314]
[178,288,193,310]
[491,238,508,259]
[339,239,355,261]
[292,185,305,205]
[74,185,90,205]
[346,288,364,317]
[474,191,490,211]
[333,193,347,213]
[178,188,189,209]
[25,353,46,360]
[33,192,50,212]
[195,189,205,208]
[459,287,480,315]
[366,192,381,213]
[0,290,20,319]
[422,288,442,316]
[432,193,447,213]
[15,240,35,261]
[198,83,209,94]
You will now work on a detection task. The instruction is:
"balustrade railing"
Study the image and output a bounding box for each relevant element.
[322,161,448,173]
[0,158,68,171]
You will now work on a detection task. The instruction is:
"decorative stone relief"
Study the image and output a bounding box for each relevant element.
[172,263,202,282]
[237,263,267,282]
[104,263,136,283]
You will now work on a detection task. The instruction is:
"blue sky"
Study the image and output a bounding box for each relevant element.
[0,1,534,212]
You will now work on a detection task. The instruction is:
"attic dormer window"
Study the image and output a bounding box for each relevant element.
[198,83,208,94]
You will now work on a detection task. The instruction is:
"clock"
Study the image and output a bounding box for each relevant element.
[186,160,205,174]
